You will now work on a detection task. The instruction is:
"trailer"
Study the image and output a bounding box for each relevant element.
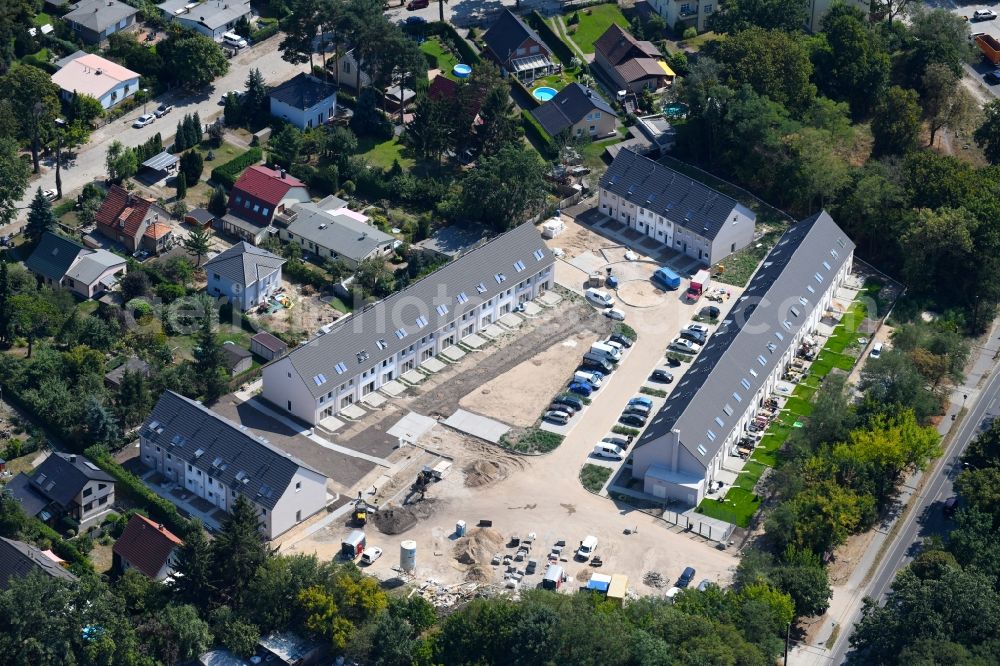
[686,269,711,302]
[341,530,366,560]
[976,33,1000,65]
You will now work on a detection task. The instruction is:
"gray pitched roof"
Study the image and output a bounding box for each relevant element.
[287,202,395,263]
[11,453,114,510]
[25,232,85,282]
[222,343,252,370]
[269,73,338,110]
[142,391,324,509]
[64,249,126,285]
[156,0,250,30]
[64,0,137,31]
[599,150,756,241]
[0,538,78,590]
[203,241,285,288]
[634,211,855,466]
[105,356,151,387]
[252,331,287,353]
[483,9,549,63]
[286,222,554,399]
[530,83,617,137]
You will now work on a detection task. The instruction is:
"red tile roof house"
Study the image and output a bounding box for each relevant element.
[112,514,183,582]
[593,24,674,95]
[95,185,172,254]
[219,165,311,244]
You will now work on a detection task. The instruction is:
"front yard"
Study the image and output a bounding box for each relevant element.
[358,135,415,170]
[564,4,629,54]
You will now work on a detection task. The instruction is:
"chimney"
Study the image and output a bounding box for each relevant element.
[280,169,286,179]
[69,454,77,463]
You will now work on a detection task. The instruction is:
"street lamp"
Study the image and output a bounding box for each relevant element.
[141,88,149,114]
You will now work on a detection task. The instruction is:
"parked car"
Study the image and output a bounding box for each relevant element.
[553,394,585,412]
[974,9,997,20]
[628,396,653,408]
[686,323,709,335]
[153,103,173,117]
[696,579,714,592]
[567,381,593,396]
[132,113,155,128]
[650,369,674,383]
[602,435,630,450]
[943,496,958,518]
[619,413,647,427]
[544,410,571,425]
[580,357,614,374]
[585,288,615,307]
[870,342,883,359]
[680,328,706,345]
[669,338,697,354]
[699,305,720,319]
[592,443,624,460]
[986,69,1000,86]
[407,0,429,8]
[576,535,598,561]
[219,90,243,104]
[608,332,634,348]
[622,404,651,417]
[42,189,57,201]
[677,566,696,588]
[360,547,383,565]
[405,14,428,24]
[604,308,626,321]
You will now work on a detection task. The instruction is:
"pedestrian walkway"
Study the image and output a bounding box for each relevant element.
[443,409,511,444]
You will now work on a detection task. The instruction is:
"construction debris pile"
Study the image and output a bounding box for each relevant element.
[643,571,667,589]
[453,527,505,565]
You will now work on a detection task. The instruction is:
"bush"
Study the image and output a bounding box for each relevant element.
[640,387,667,397]
[682,26,698,40]
[84,446,190,536]
[499,429,564,454]
[521,109,556,159]
[580,464,612,493]
[283,259,327,289]
[210,146,263,189]
[612,425,640,437]
[613,323,637,340]
[251,17,280,43]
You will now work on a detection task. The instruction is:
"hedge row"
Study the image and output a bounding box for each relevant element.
[251,17,280,43]
[210,146,263,189]
[30,517,92,571]
[85,446,191,536]
[511,76,540,110]
[521,109,556,159]
[427,21,481,65]
[527,11,576,66]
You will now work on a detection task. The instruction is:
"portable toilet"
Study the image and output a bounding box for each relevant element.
[455,520,467,537]
[341,530,366,560]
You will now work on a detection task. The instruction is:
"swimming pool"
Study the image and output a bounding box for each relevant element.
[664,102,689,118]
[532,86,558,102]
[453,63,472,78]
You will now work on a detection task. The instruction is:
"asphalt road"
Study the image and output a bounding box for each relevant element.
[385,0,560,28]
[8,36,306,230]
[826,346,1000,664]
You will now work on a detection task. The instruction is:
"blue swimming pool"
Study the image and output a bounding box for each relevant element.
[453,63,472,78]
[533,86,558,102]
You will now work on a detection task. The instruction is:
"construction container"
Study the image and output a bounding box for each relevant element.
[400,540,417,572]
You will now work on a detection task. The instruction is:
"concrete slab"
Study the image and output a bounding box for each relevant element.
[442,408,511,444]
[522,301,542,317]
[498,312,523,330]
[419,357,446,373]
[361,392,387,409]
[387,411,438,444]
[399,369,426,385]
[380,379,408,397]
[319,415,346,432]
[480,324,506,339]
[440,345,466,362]
[339,403,367,420]
[460,333,488,349]
[569,251,608,275]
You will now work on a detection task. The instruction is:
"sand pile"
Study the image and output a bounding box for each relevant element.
[464,460,504,488]
[465,564,493,583]
[453,527,504,565]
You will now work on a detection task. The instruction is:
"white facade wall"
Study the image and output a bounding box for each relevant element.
[267,467,327,537]
[270,95,337,130]
[206,266,282,311]
[263,265,554,424]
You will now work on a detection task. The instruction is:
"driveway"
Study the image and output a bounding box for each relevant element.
[386,0,561,28]
[8,35,307,230]
[926,0,1000,99]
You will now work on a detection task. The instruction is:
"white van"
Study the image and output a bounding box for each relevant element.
[574,371,602,388]
[222,32,247,48]
[576,535,599,560]
[593,443,624,460]
[870,342,883,359]
[585,288,614,307]
[602,339,625,354]
[591,342,622,362]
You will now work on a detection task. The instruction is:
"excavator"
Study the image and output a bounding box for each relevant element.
[351,496,376,526]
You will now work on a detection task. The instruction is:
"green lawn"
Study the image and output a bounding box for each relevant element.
[698,488,760,528]
[564,4,629,54]
[532,67,584,92]
[420,37,460,80]
[194,141,243,180]
[33,13,51,27]
[357,135,415,170]
[716,228,783,287]
[327,296,350,313]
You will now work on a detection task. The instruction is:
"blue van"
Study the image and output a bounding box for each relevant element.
[652,267,682,290]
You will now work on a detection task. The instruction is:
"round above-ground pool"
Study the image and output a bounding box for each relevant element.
[453,63,472,78]
[532,86,558,102]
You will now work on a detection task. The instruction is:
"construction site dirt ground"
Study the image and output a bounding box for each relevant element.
[283,424,738,597]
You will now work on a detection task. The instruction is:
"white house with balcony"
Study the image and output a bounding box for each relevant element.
[648,0,714,32]
[204,242,285,312]
[262,223,555,425]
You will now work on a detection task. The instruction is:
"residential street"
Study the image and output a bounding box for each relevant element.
[791,315,1000,665]
[7,35,307,230]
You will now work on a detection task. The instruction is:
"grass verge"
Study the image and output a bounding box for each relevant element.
[580,464,613,493]
[500,428,564,454]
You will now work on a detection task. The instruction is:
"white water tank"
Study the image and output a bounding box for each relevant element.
[400,540,417,572]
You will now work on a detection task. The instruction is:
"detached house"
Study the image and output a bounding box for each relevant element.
[219,166,311,244]
[26,232,127,299]
[95,185,172,253]
[52,53,141,109]
[0,538,77,590]
[482,9,554,82]
[139,391,330,540]
[157,0,252,41]
[262,223,555,425]
[269,73,338,130]
[280,195,395,269]
[112,514,183,582]
[6,453,115,527]
[204,241,285,311]
[530,83,618,140]
[598,149,756,265]
[62,0,138,45]
[648,0,715,32]
[593,24,674,94]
